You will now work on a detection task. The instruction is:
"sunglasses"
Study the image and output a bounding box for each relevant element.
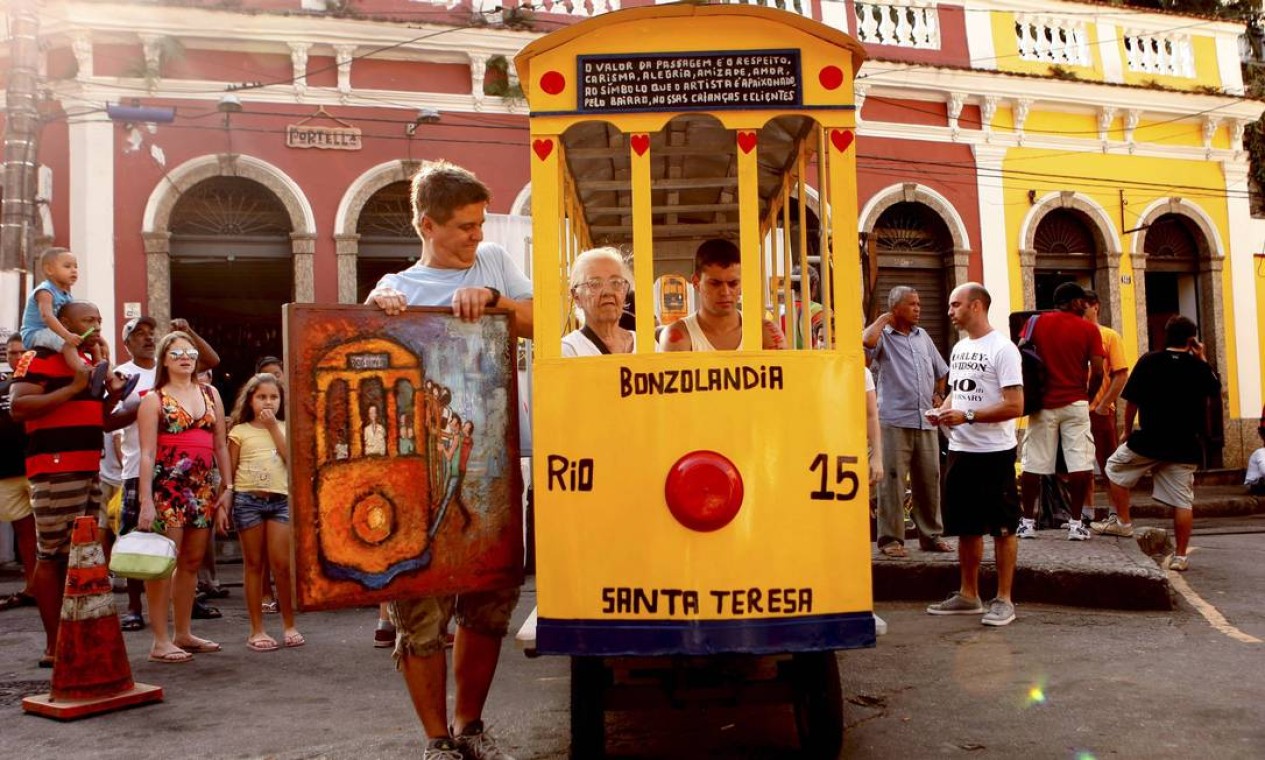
[168,348,200,360]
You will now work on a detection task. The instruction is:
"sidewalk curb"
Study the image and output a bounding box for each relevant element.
[872,534,1173,611]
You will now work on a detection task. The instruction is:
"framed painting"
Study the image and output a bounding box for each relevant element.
[284,304,523,611]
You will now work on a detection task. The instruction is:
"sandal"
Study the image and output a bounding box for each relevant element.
[120,612,146,631]
[261,600,279,614]
[247,636,279,652]
[38,653,55,669]
[148,649,193,664]
[283,632,306,648]
[880,543,909,558]
[173,638,221,654]
[192,600,222,619]
[0,592,36,612]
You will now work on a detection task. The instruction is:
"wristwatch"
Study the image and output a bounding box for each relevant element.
[965,409,976,424]
[486,286,501,308]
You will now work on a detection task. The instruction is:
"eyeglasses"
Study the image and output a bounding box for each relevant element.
[576,277,630,294]
[168,348,200,360]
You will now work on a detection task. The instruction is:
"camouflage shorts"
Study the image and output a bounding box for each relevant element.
[388,585,521,661]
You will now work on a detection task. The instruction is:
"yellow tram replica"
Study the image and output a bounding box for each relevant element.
[517,5,873,756]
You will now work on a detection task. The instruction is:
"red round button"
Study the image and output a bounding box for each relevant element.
[540,70,566,95]
[819,65,844,90]
[664,451,744,532]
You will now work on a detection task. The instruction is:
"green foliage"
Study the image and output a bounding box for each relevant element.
[483,55,525,100]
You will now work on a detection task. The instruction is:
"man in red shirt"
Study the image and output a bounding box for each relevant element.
[9,301,133,667]
[1018,282,1105,541]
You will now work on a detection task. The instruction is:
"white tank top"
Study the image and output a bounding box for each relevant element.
[682,313,742,351]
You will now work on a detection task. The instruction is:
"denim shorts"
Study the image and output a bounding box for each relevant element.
[232,491,289,531]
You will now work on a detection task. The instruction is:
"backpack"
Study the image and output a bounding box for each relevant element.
[1017,314,1046,417]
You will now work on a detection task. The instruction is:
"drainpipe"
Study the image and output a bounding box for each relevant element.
[1,0,42,272]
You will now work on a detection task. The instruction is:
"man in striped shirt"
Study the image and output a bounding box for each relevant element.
[9,300,134,667]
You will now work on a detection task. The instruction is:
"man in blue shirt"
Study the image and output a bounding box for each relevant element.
[368,162,530,760]
[862,286,951,558]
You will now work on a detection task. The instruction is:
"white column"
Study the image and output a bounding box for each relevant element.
[965,6,998,69]
[1096,22,1124,84]
[1223,159,1262,417]
[972,143,1011,334]
[68,112,117,353]
[1215,34,1245,96]
[820,0,849,35]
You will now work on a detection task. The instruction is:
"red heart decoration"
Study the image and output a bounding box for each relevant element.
[830,129,854,153]
[818,65,844,91]
[737,131,757,154]
[540,71,565,96]
[630,134,649,156]
[533,139,553,161]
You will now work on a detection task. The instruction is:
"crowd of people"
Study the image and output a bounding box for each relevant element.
[2,159,1261,760]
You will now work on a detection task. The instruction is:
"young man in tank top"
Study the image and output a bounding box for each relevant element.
[658,239,785,352]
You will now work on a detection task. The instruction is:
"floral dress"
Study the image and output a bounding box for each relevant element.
[152,385,218,531]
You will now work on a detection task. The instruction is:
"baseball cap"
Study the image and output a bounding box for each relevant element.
[122,316,157,341]
[1052,282,1087,305]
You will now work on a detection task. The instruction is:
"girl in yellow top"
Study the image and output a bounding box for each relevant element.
[227,373,303,652]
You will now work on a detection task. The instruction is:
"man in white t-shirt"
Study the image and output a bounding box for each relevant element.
[925,283,1025,627]
[368,161,529,760]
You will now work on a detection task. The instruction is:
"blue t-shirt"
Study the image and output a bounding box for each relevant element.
[374,243,532,307]
[20,280,74,345]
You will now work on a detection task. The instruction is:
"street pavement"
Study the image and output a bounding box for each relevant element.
[2,511,1263,758]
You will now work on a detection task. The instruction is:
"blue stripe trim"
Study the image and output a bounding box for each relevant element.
[536,612,875,656]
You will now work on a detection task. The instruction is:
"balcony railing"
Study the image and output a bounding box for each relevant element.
[1124,30,1195,78]
[854,0,940,49]
[1015,13,1090,67]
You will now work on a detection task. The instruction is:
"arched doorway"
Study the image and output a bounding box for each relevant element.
[869,201,954,356]
[1142,213,1202,351]
[1141,211,1222,466]
[169,176,293,401]
[1032,208,1100,311]
[355,181,419,303]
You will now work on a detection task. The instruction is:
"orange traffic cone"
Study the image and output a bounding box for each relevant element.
[23,516,163,719]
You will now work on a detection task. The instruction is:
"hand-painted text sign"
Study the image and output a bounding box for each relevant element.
[286,124,362,151]
[577,50,801,114]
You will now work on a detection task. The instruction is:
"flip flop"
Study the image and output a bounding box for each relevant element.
[175,638,221,654]
[0,592,36,612]
[247,636,280,652]
[89,361,110,398]
[113,371,141,402]
[120,612,146,631]
[283,632,305,649]
[148,649,193,664]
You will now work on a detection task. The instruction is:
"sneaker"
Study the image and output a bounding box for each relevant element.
[1090,514,1133,537]
[423,737,465,760]
[1067,520,1092,541]
[926,592,984,616]
[455,721,515,760]
[981,598,1016,627]
[1016,518,1037,539]
[1168,555,1189,572]
[374,623,396,648]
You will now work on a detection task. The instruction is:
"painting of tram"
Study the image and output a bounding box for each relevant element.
[285,304,523,611]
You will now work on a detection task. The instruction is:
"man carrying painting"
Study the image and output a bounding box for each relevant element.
[368,161,532,760]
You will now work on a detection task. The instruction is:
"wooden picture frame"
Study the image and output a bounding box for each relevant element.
[284,304,523,611]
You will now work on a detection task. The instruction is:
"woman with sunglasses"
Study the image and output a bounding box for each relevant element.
[562,247,636,356]
[137,331,232,663]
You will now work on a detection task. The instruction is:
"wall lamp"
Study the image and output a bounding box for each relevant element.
[406,107,441,136]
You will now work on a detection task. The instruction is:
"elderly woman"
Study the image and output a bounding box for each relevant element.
[563,247,636,356]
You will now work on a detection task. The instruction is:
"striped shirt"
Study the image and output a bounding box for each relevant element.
[11,348,103,477]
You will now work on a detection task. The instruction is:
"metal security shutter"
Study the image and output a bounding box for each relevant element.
[871,202,953,358]
[873,258,950,358]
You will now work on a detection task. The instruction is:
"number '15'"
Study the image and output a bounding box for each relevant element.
[809,454,860,501]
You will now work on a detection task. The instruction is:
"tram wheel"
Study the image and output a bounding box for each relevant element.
[791,651,844,759]
[570,656,606,759]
